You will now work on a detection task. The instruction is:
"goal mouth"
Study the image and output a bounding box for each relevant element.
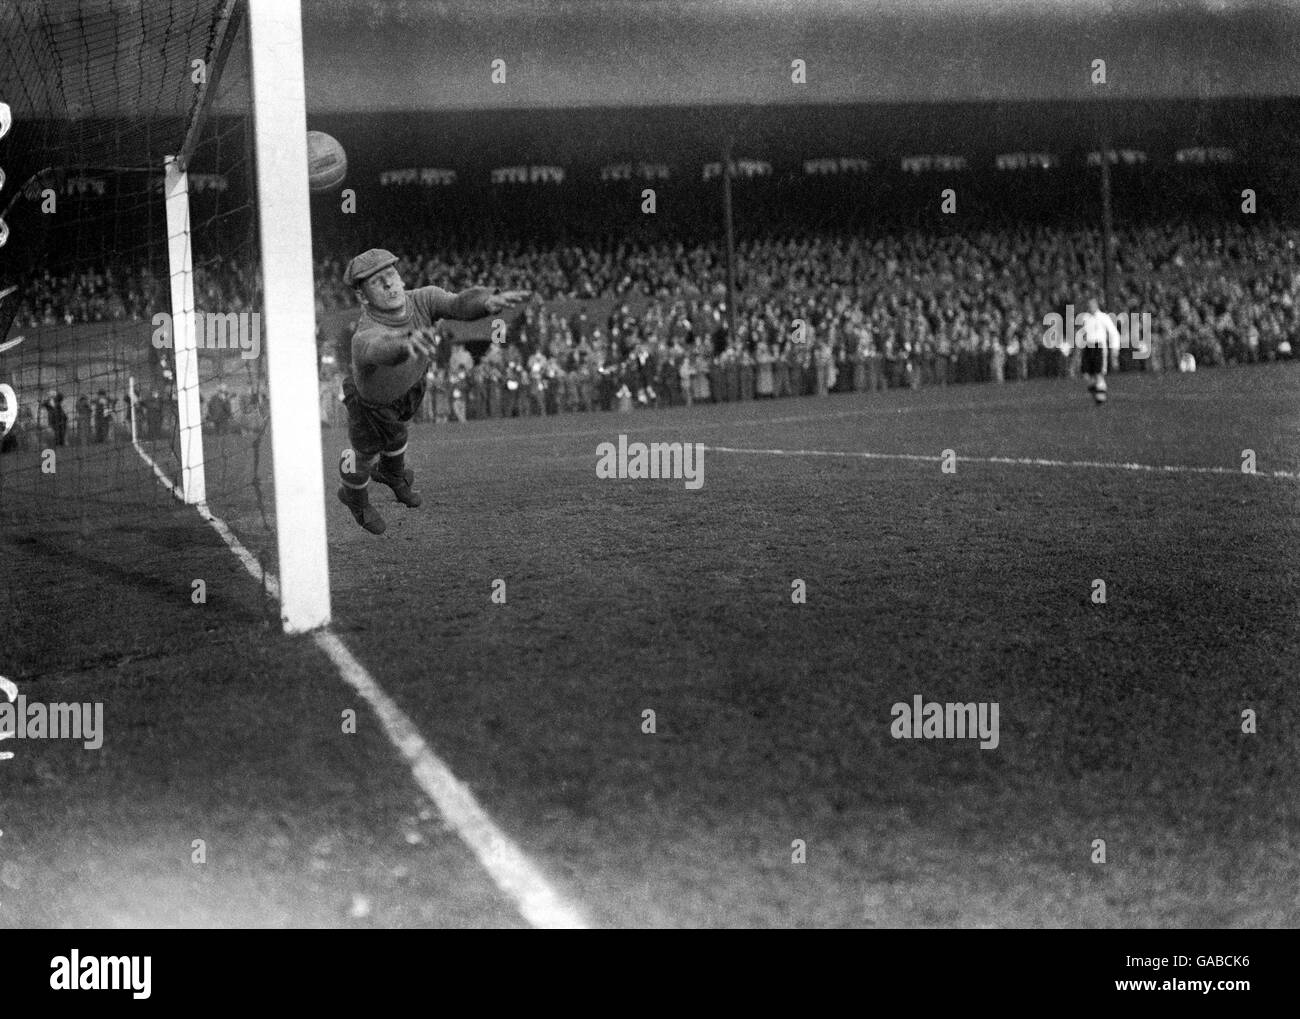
[0,0,330,634]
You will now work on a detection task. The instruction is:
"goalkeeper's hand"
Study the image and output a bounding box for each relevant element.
[409,329,439,361]
[485,290,530,314]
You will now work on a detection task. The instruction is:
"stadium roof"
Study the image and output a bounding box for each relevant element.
[1,1,1296,213]
[293,0,1300,112]
[4,1,1299,123]
[305,98,1299,183]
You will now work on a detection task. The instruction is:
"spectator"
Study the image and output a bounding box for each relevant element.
[814,338,833,396]
[41,391,68,446]
[146,389,165,438]
[207,384,233,435]
[692,348,712,403]
[93,390,112,443]
[755,341,776,398]
[76,394,93,444]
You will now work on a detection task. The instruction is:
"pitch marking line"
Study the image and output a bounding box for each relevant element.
[424,396,1056,448]
[705,445,1300,480]
[424,381,1296,452]
[314,630,589,929]
[129,444,589,930]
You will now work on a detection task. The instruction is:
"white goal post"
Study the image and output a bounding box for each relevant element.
[3,1,330,633]
[244,0,331,632]
[163,0,331,633]
[163,155,207,507]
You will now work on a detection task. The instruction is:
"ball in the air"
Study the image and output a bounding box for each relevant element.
[307,131,347,192]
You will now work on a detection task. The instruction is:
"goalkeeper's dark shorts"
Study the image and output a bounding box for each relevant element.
[1080,345,1105,376]
[341,376,427,458]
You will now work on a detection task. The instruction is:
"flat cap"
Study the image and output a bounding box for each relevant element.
[343,248,398,287]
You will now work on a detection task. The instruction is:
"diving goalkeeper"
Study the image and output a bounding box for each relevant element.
[336,247,528,534]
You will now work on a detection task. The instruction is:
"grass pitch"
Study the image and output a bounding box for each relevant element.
[2,363,1297,927]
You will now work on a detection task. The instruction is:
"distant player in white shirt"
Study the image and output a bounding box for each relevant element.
[1076,296,1120,404]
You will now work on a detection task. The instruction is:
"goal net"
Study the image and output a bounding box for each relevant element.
[0,0,329,634]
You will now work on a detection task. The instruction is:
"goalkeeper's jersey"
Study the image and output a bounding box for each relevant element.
[350,285,490,404]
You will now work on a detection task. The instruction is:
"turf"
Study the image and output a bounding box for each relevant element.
[2,363,1298,927]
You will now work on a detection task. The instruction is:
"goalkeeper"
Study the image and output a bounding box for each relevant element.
[336,247,527,534]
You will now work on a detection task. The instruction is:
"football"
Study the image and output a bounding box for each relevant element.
[1092,376,1108,404]
[307,130,347,192]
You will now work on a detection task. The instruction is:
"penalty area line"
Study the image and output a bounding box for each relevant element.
[129,440,589,930]
[704,445,1300,480]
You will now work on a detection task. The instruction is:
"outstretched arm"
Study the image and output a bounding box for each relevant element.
[416,285,530,322]
[484,289,530,316]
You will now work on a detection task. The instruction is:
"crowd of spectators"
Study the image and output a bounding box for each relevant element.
[319,216,1299,424]
[6,255,259,329]
[9,215,1298,434]
[311,218,1296,307]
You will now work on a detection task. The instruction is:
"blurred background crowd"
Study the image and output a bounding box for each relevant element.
[317,217,1299,425]
[6,200,1298,440]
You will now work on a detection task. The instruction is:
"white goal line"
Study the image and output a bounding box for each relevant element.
[704,445,1300,480]
[127,439,588,930]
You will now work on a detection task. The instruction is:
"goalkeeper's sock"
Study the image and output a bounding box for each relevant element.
[372,446,421,508]
[340,448,377,490]
[378,446,406,477]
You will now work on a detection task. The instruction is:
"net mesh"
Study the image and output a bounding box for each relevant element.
[0,0,278,621]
